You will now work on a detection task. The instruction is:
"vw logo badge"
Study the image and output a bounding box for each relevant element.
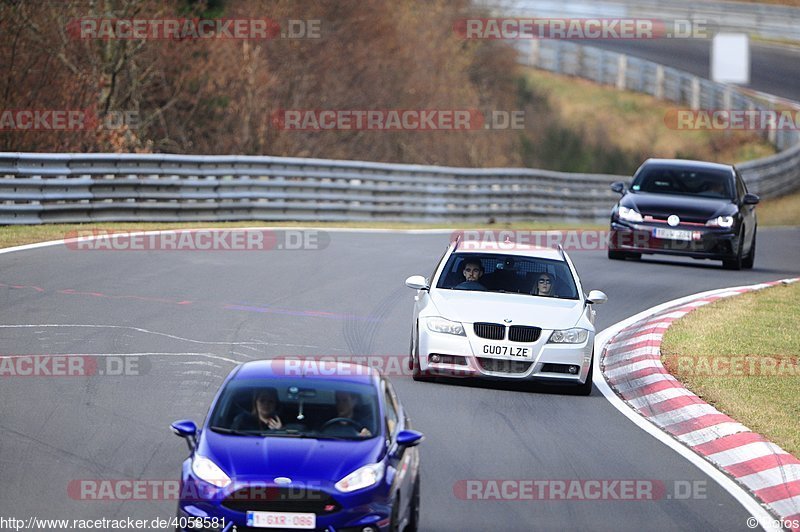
[274,477,292,485]
[503,318,512,323]
[667,215,680,227]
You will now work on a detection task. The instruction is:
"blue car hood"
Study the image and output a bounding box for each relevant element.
[199,431,385,484]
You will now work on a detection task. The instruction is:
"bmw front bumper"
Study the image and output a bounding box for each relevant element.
[417,325,593,385]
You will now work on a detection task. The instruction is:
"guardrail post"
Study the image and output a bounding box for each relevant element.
[616,55,627,91]
[530,39,540,67]
[690,77,701,110]
[654,65,664,100]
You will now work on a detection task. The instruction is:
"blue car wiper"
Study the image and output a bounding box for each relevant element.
[209,426,261,436]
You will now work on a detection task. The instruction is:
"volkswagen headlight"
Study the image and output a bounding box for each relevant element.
[424,317,465,336]
[548,328,590,344]
[192,455,231,488]
[617,206,643,223]
[335,463,385,493]
[706,215,734,228]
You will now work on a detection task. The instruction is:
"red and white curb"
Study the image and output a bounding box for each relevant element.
[599,278,800,531]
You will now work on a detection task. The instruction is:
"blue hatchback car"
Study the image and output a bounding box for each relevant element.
[171,359,423,532]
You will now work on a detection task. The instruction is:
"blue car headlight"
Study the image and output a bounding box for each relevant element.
[335,463,385,493]
[192,455,232,489]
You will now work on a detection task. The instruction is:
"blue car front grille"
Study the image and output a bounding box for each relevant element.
[221,487,341,515]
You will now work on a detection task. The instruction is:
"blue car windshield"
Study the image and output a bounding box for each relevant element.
[631,167,734,199]
[435,253,579,300]
[208,377,380,440]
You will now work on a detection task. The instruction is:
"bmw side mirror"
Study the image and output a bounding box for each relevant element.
[171,419,198,452]
[405,275,430,291]
[611,182,625,195]
[743,193,760,205]
[586,290,608,305]
[396,429,424,448]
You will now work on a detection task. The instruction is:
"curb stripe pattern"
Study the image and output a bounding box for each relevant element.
[601,278,800,530]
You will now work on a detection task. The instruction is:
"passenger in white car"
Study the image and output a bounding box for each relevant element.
[532,272,555,297]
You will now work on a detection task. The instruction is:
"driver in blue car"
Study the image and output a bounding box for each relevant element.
[331,390,372,437]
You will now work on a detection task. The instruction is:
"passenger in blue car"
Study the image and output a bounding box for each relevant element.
[231,387,283,431]
[454,260,485,290]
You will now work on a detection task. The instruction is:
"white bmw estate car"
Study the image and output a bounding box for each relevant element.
[405,239,607,395]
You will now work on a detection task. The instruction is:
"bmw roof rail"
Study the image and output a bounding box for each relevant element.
[557,243,567,261]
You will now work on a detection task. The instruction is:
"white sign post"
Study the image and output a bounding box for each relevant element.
[711,33,750,84]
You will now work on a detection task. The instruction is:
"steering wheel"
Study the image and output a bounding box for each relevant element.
[321,417,361,432]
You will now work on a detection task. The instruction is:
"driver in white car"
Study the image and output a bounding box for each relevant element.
[455,260,485,290]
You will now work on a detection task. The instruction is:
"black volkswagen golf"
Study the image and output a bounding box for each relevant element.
[608,158,759,270]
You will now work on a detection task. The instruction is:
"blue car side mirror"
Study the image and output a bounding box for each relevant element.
[171,419,198,451]
[396,430,424,448]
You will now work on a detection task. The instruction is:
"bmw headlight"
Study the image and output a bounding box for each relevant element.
[424,317,466,336]
[335,462,385,492]
[548,328,590,344]
[192,455,231,488]
[617,206,643,223]
[706,215,734,228]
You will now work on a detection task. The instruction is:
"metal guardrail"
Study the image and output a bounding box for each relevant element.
[478,0,800,42]
[2,37,798,225]
[1,146,797,224]
[0,153,625,224]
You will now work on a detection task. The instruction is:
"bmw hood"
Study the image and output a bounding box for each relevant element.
[429,290,586,330]
[200,431,384,484]
[621,193,735,220]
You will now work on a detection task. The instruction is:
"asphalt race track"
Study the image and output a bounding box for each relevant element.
[1,227,799,531]
[587,39,800,102]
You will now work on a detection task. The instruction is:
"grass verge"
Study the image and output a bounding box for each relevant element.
[0,221,605,250]
[524,69,776,165]
[661,281,800,456]
[757,189,800,226]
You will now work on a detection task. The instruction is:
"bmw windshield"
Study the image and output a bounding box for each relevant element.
[435,253,579,299]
